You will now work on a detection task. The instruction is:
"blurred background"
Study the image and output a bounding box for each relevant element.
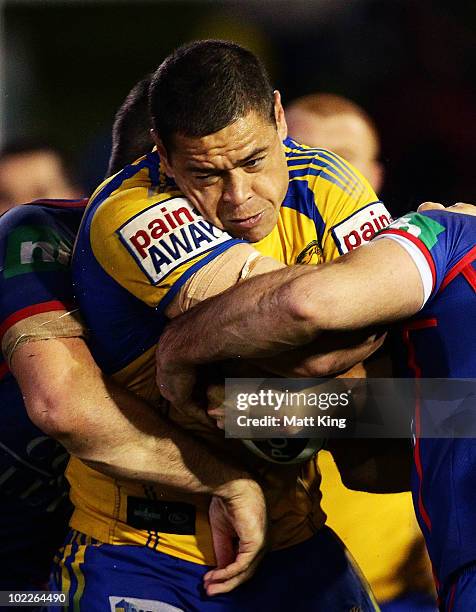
[1,0,476,215]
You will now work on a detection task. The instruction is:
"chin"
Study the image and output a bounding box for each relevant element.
[245,225,272,243]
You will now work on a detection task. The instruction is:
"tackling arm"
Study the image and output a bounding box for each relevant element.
[11,336,252,495]
[157,238,423,403]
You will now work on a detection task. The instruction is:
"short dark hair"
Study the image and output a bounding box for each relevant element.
[149,40,275,151]
[107,75,153,177]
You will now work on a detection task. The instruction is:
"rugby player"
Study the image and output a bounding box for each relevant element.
[0,76,156,590]
[157,203,476,612]
[286,93,435,610]
[65,39,394,610]
[1,78,261,593]
[1,199,266,596]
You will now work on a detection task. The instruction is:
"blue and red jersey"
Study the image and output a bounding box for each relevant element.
[377,210,476,592]
[0,199,86,587]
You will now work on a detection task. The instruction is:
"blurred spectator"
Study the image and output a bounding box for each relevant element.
[286,92,383,192]
[0,140,80,215]
[286,93,437,611]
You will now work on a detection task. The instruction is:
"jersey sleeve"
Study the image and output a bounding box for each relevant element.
[306,150,392,261]
[85,188,244,313]
[372,210,475,306]
[0,205,85,363]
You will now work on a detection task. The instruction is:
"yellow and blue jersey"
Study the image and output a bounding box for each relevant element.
[257,137,390,263]
[70,138,390,565]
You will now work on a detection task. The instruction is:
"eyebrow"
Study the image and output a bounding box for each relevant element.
[239,146,268,164]
[186,146,269,174]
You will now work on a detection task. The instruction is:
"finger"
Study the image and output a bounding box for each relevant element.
[157,381,173,401]
[203,550,257,583]
[448,202,476,215]
[417,201,445,212]
[207,406,225,419]
[205,574,250,596]
[204,551,264,595]
[157,370,196,404]
[212,530,236,570]
[207,384,226,407]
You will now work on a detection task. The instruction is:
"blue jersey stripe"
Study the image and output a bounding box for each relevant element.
[288,158,355,191]
[147,156,161,188]
[285,137,363,189]
[282,181,327,242]
[89,153,161,213]
[317,149,362,186]
[288,167,354,197]
[287,150,359,185]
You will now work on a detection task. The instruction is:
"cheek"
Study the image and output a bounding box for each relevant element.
[265,154,288,201]
[188,187,222,222]
[261,172,287,210]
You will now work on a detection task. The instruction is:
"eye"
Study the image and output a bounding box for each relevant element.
[243,156,265,169]
[194,173,218,184]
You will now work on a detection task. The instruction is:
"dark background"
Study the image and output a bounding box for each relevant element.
[3,0,476,216]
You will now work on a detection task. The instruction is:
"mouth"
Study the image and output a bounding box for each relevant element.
[227,211,264,230]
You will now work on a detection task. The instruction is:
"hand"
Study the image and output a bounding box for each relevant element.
[417,201,446,212]
[205,479,268,596]
[155,326,197,405]
[418,201,476,216]
[206,383,226,430]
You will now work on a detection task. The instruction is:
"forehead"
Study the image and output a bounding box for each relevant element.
[287,109,377,160]
[171,111,276,168]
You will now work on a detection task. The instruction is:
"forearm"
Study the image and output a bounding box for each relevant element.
[251,330,386,377]
[11,338,249,494]
[159,264,317,369]
[66,381,249,494]
[159,239,423,371]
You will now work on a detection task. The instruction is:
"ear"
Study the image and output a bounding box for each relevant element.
[151,129,174,177]
[273,90,288,141]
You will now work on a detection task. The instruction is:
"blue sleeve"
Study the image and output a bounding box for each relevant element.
[0,205,78,333]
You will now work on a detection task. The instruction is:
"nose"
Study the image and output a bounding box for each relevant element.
[221,170,252,208]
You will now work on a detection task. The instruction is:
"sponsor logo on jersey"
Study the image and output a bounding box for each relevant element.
[296,240,322,264]
[109,596,183,612]
[383,213,445,249]
[331,202,391,254]
[4,225,72,278]
[117,197,233,284]
[126,497,195,534]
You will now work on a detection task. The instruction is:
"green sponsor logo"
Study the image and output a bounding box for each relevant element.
[4,225,72,279]
[385,212,445,249]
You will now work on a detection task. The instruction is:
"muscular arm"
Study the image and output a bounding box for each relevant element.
[11,336,250,494]
[251,330,386,378]
[157,239,422,401]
